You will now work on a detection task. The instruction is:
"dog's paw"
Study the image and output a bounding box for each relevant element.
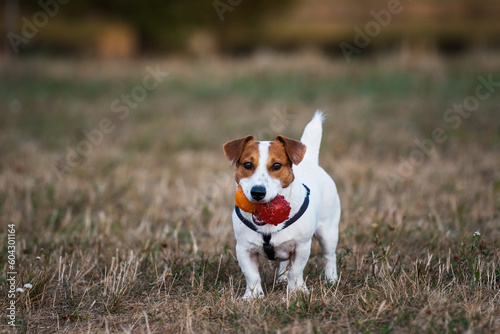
[324,274,338,285]
[287,284,309,296]
[242,289,264,300]
[276,275,288,285]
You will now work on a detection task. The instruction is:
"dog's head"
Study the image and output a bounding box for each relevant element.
[223,136,306,203]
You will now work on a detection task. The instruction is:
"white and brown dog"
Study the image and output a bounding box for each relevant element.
[223,111,341,299]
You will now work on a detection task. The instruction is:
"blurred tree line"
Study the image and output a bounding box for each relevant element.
[3,0,500,57]
[5,0,295,55]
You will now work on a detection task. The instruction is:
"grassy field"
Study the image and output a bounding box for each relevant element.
[1,52,499,333]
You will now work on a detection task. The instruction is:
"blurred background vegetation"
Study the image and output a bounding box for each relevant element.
[2,0,500,58]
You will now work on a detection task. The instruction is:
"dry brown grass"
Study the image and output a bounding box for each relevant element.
[0,52,499,333]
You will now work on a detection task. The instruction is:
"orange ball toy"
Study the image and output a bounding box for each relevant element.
[235,185,259,213]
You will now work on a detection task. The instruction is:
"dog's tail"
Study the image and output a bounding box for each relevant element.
[300,110,324,165]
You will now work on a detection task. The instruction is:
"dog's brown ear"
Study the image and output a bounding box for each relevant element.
[223,135,254,165]
[276,136,306,165]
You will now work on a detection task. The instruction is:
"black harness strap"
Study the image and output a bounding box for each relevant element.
[281,184,310,229]
[262,234,276,260]
[235,206,258,232]
[234,184,311,260]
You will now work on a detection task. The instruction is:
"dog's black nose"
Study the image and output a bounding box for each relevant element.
[250,186,266,201]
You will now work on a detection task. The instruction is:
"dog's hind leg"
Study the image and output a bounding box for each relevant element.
[315,213,340,283]
[277,260,289,284]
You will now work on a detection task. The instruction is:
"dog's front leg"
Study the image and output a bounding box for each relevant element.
[236,245,264,299]
[287,241,311,294]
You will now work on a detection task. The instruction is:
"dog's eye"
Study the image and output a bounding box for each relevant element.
[242,162,253,170]
[271,163,282,171]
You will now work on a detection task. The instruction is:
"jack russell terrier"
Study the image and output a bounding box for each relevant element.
[223,111,341,299]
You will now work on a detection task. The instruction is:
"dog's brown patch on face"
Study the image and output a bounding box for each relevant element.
[268,141,295,188]
[227,136,303,188]
[235,139,260,184]
[223,135,254,165]
[276,136,306,165]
